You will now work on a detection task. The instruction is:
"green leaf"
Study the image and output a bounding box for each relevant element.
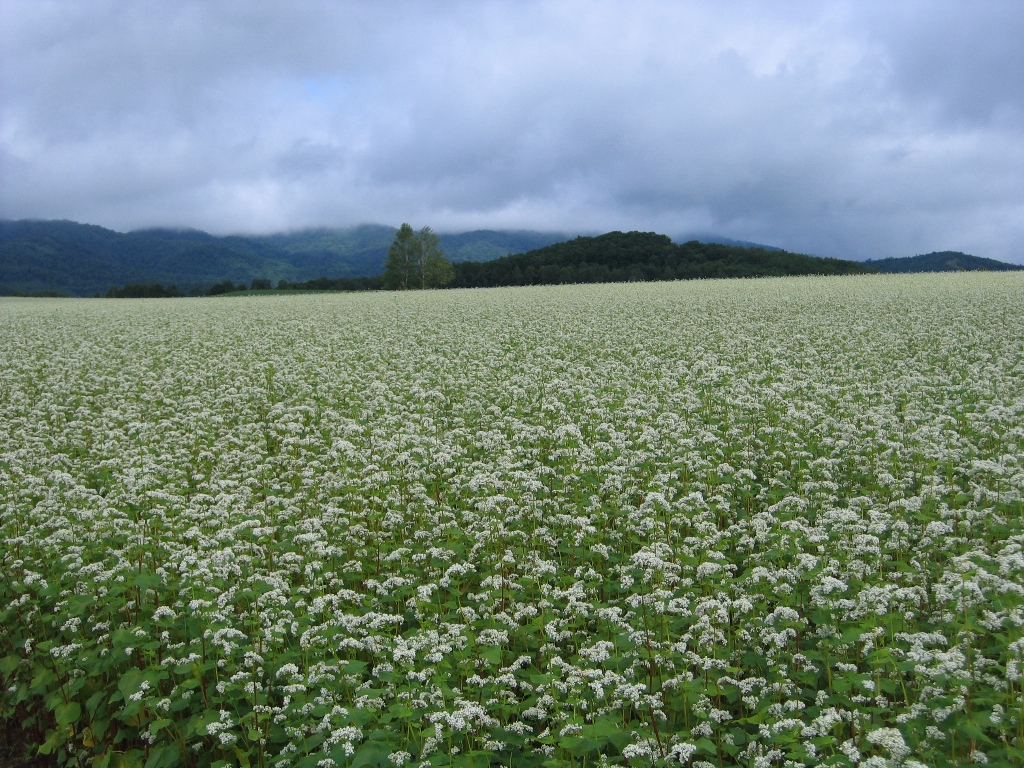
[55,701,82,726]
[453,753,492,768]
[192,709,224,737]
[134,572,163,590]
[37,729,61,755]
[146,745,182,768]
[117,669,145,699]
[959,720,990,742]
[30,667,57,691]
[351,741,391,768]
[87,690,107,716]
[697,737,718,754]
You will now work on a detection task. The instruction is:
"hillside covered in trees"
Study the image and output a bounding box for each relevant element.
[864,251,1024,274]
[451,231,874,288]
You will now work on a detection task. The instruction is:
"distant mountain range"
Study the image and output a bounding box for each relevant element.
[0,220,570,296]
[0,219,1020,296]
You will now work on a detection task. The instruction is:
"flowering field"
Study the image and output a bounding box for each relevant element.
[2,274,1023,768]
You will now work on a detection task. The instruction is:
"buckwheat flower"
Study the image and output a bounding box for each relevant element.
[50,643,82,659]
[476,628,508,646]
[990,704,1004,725]
[691,722,713,738]
[866,728,910,761]
[622,739,658,759]
[839,739,861,762]
[128,680,151,702]
[667,742,697,764]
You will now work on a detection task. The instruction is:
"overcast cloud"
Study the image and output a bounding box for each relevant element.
[2,0,1023,260]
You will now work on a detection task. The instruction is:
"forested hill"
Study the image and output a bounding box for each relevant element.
[864,251,1024,274]
[451,231,874,288]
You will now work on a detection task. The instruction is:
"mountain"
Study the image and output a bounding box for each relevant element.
[676,234,784,251]
[0,221,300,296]
[0,220,572,296]
[451,231,874,288]
[439,230,572,262]
[864,251,1023,273]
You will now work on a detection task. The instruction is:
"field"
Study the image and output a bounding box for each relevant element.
[1,274,1023,768]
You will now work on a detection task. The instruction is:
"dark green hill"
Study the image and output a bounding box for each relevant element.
[452,231,874,288]
[864,251,1023,273]
[676,234,784,251]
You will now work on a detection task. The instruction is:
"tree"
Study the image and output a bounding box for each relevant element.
[419,226,455,288]
[384,223,419,290]
[384,224,454,290]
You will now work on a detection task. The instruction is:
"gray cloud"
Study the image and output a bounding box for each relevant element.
[2,0,1022,260]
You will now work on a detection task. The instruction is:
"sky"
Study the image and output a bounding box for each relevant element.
[2,1,1023,261]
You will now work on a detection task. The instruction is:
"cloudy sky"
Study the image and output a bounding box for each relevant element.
[2,1,1023,260]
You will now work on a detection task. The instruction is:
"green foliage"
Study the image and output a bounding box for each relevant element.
[420,227,455,289]
[384,225,455,290]
[276,276,384,292]
[384,223,419,290]
[0,286,68,298]
[105,283,184,298]
[207,280,245,295]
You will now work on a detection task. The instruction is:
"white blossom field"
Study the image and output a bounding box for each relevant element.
[2,274,1024,768]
